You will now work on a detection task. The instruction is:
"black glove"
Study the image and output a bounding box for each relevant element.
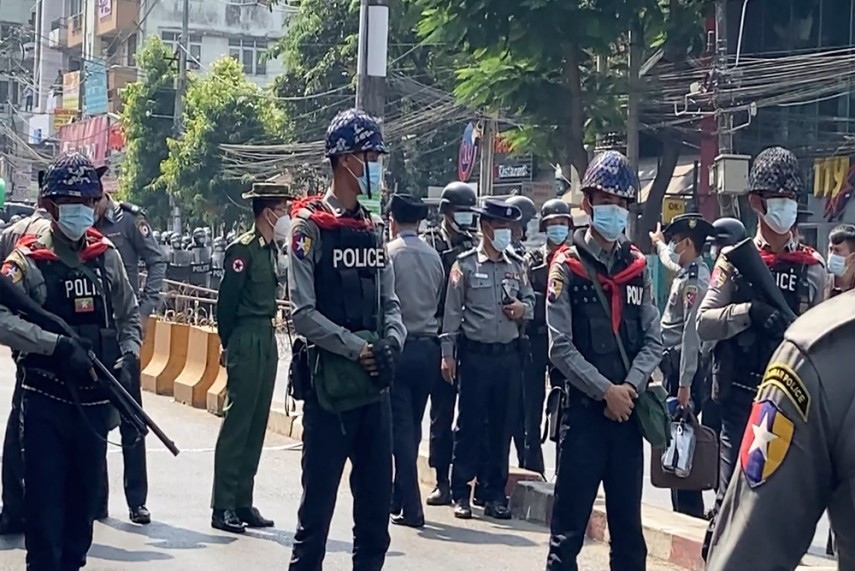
[371,338,401,389]
[114,353,140,389]
[749,301,789,338]
[54,336,93,377]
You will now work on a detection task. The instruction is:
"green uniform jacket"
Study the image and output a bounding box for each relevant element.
[216,226,278,348]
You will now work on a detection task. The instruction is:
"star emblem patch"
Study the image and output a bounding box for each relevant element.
[232,258,245,273]
[739,400,794,488]
[291,232,312,261]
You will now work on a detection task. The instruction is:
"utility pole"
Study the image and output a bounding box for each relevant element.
[355,0,389,119]
[626,20,641,171]
[478,115,496,198]
[171,0,190,234]
[714,0,738,217]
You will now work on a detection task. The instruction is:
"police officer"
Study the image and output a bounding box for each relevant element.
[518,198,573,476]
[422,180,478,507]
[709,218,746,261]
[0,152,142,568]
[698,146,826,558]
[826,224,855,298]
[706,291,855,568]
[546,151,663,570]
[211,236,226,289]
[506,195,536,257]
[441,198,535,520]
[654,213,714,519]
[288,109,406,570]
[211,184,292,533]
[386,193,445,528]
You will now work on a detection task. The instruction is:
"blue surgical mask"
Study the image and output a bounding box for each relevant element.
[546,225,569,245]
[453,212,474,227]
[828,253,848,277]
[665,241,681,265]
[56,203,94,241]
[591,204,628,242]
[356,160,383,195]
[763,197,798,234]
[491,228,512,251]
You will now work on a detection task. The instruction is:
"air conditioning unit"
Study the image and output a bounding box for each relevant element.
[710,154,751,195]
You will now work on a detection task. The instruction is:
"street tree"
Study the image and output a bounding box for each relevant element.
[159,57,284,228]
[118,37,176,226]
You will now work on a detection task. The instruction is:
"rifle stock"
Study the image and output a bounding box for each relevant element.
[0,272,180,456]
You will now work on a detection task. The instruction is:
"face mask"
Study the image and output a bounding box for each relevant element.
[56,203,94,241]
[710,245,718,259]
[546,225,569,245]
[453,212,474,227]
[591,204,628,242]
[491,227,512,251]
[763,197,798,234]
[828,253,848,277]
[273,213,291,243]
[351,159,383,196]
[665,241,681,265]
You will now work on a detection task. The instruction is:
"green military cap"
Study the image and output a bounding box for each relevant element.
[241,182,299,200]
[663,212,714,243]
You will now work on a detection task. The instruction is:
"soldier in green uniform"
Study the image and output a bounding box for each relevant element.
[211,183,295,534]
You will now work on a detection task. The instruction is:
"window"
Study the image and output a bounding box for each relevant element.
[127,33,137,67]
[160,31,202,68]
[228,38,267,76]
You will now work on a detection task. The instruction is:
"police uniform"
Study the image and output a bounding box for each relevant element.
[546,152,663,570]
[288,109,406,571]
[95,197,165,523]
[0,153,142,569]
[422,182,477,505]
[0,209,52,533]
[659,213,714,519]
[386,194,445,527]
[706,291,855,569]
[441,199,535,519]
[697,147,827,558]
[211,185,292,533]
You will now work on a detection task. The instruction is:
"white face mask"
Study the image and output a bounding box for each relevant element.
[274,214,291,243]
[763,197,798,235]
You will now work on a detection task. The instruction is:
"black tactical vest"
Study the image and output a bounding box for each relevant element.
[526,248,548,332]
[20,257,120,404]
[314,223,383,332]
[715,256,810,399]
[566,246,646,386]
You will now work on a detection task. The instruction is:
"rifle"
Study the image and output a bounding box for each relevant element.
[0,272,180,457]
[722,238,798,323]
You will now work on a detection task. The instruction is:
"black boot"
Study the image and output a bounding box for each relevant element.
[211,509,246,534]
[426,481,451,506]
[236,507,274,528]
[452,499,472,520]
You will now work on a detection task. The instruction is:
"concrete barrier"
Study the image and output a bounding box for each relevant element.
[140,316,156,370]
[206,364,228,416]
[174,326,221,409]
[141,321,189,396]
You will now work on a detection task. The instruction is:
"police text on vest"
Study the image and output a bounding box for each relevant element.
[65,278,97,298]
[626,285,644,305]
[332,248,386,269]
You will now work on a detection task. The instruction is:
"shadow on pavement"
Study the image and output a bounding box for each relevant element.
[241,527,405,560]
[416,520,539,547]
[88,544,174,563]
[102,519,239,549]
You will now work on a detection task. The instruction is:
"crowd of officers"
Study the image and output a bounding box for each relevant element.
[0,107,854,571]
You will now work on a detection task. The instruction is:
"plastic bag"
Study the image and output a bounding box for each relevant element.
[661,419,697,478]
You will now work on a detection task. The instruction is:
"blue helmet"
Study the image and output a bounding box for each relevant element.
[40,152,102,199]
[324,108,387,158]
[581,150,639,201]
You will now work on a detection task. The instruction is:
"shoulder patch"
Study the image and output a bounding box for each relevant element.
[1,260,23,284]
[683,283,699,309]
[231,257,246,273]
[758,363,811,421]
[457,248,476,260]
[291,231,313,261]
[137,220,151,238]
[237,232,255,246]
[739,399,794,488]
[449,262,463,287]
[710,256,731,288]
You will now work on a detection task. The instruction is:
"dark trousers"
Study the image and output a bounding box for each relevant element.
[22,391,109,571]
[289,392,392,571]
[546,394,646,571]
[99,360,147,511]
[520,334,547,474]
[702,392,752,559]
[450,348,521,503]
[1,370,24,522]
[390,338,437,519]
[428,367,456,484]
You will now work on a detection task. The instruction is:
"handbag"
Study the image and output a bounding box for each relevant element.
[651,411,719,491]
[578,256,672,448]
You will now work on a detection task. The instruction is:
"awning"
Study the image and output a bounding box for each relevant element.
[638,156,699,204]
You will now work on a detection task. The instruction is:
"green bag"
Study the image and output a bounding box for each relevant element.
[579,257,672,448]
[309,330,384,413]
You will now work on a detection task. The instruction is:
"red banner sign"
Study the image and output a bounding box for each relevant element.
[57,115,109,167]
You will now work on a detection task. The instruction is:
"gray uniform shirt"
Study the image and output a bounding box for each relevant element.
[288,191,406,360]
[95,199,166,317]
[546,230,663,399]
[387,230,444,337]
[706,290,855,570]
[0,210,52,260]
[697,234,826,342]
[0,227,142,357]
[661,256,710,388]
[440,243,535,358]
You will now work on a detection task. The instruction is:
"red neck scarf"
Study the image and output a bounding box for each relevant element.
[291,196,374,231]
[758,246,820,268]
[17,228,111,262]
[561,245,647,333]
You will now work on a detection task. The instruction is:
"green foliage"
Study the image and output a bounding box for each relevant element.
[118,37,176,226]
[159,57,285,228]
[270,0,462,194]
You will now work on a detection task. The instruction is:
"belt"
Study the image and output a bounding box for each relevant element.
[237,316,276,328]
[460,337,518,355]
[408,334,438,342]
